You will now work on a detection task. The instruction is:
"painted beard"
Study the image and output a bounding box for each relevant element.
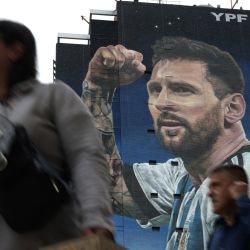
[156,103,222,161]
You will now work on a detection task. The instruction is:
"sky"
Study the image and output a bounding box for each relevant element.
[1,0,250,83]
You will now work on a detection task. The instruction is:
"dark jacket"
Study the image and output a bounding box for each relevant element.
[208,195,250,250]
[0,79,113,250]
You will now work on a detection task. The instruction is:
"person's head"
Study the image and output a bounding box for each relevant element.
[0,19,37,86]
[147,37,246,159]
[208,164,248,215]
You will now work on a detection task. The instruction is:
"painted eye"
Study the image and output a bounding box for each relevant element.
[173,86,190,92]
[151,86,162,93]
[171,86,194,95]
[148,82,162,95]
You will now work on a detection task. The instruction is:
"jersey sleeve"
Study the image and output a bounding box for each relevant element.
[124,158,187,227]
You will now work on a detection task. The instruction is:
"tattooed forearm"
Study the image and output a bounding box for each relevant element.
[81,81,114,133]
[81,81,122,179]
[112,189,146,219]
[81,80,144,219]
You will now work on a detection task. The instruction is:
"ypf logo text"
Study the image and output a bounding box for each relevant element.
[211,12,248,22]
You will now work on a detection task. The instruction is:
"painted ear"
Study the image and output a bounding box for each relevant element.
[8,42,25,62]
[224,93,246,124]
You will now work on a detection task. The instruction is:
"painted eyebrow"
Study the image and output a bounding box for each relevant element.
[147,80,202,94]
[168,81,201,93]
[147,80,159,85]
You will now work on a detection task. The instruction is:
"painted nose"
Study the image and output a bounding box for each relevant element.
[155,89,177,112]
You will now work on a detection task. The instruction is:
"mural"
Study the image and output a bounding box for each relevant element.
[58,2,250,249]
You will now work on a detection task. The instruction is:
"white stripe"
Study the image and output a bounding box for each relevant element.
[230,155,239,165]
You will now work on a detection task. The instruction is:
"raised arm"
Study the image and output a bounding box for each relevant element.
[230,181,250,215]
[81,45,146,218]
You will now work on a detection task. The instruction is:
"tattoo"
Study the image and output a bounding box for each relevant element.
[81,82,122,182]
[112,197,124,215]
[81,82,115,117]
[112,190,147,219]
[123,191,132,197]
[82,90,112,117]
[81,81,144,219]
[107,149,123,186]
[82,84,114,133]
[102,133,115,155]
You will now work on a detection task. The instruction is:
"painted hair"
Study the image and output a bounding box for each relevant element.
[152,37,245,99]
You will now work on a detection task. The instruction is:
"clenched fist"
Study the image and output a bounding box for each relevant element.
[85,45,146,88]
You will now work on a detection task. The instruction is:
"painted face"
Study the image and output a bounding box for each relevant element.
[147,59,223,158]
[208,172,234,214]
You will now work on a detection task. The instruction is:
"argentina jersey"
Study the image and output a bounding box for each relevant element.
[123,144,250,250]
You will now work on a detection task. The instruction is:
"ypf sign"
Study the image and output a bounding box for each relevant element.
[211,12,248,22]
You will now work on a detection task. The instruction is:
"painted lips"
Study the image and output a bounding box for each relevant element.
[158,119,183,130]
[158,120,184,137]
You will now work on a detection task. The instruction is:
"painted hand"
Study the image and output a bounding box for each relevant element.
[85,44,146,88]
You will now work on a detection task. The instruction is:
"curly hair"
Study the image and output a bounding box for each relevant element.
[152,37,245,99]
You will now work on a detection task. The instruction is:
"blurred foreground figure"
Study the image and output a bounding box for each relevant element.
[208,165,250,250]
[0,19,114,250]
